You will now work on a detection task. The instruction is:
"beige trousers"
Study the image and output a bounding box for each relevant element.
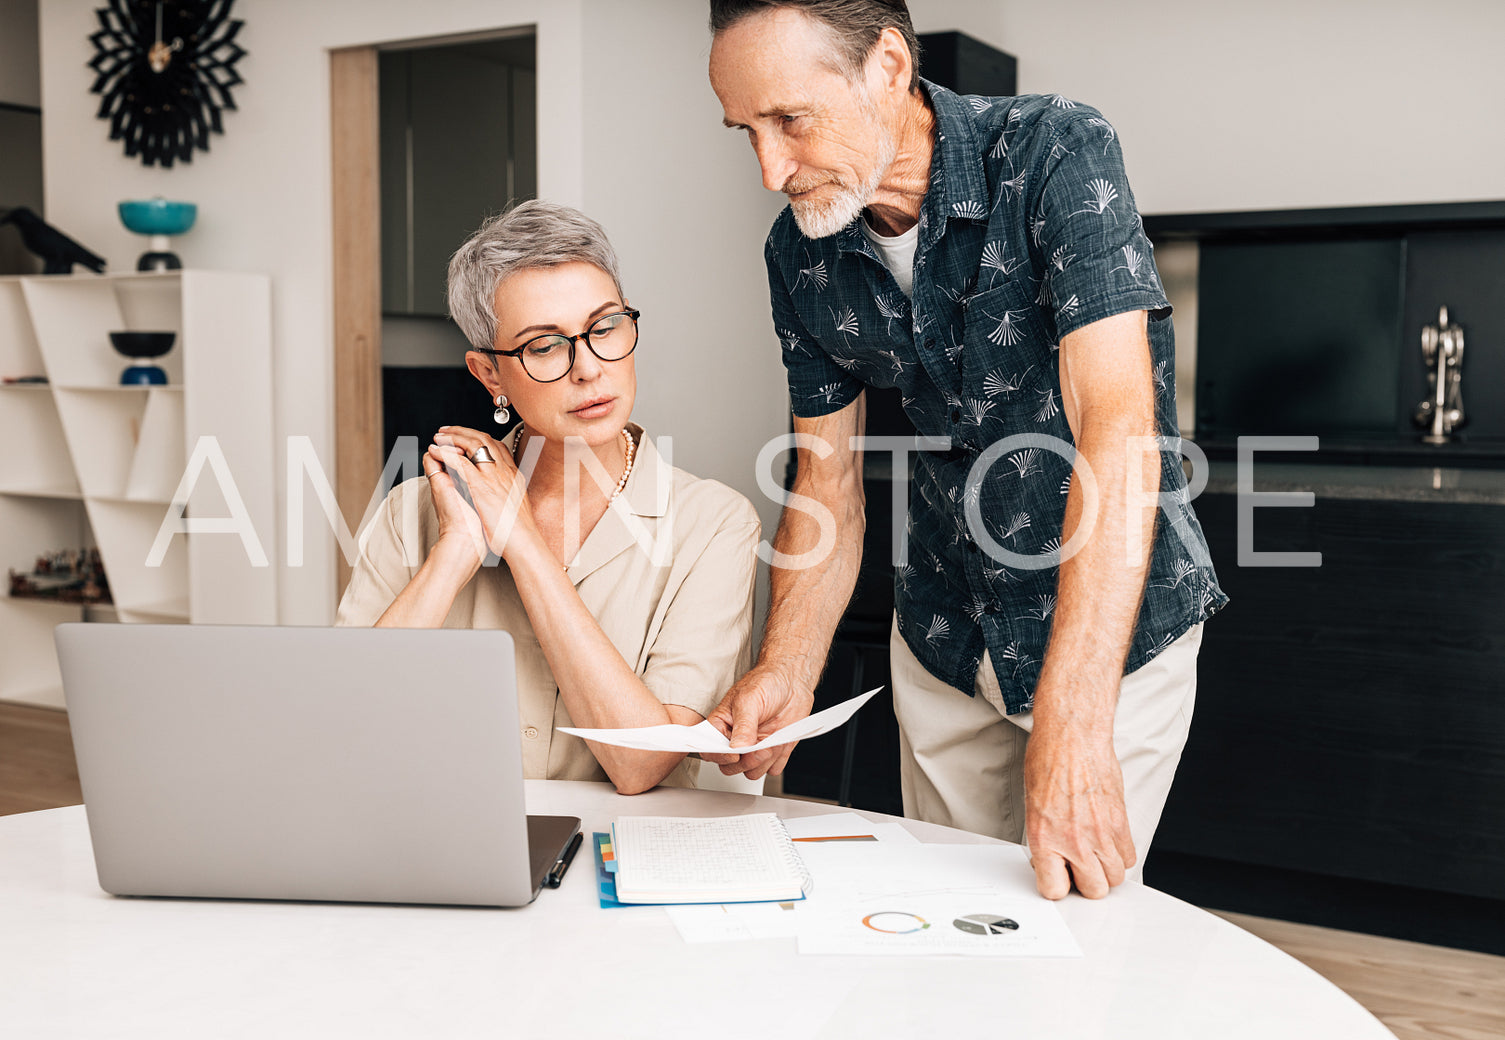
[890,617,1202,882]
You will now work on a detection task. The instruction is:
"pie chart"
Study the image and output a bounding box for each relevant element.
[862,912,930,934]
[953,914,1021,935]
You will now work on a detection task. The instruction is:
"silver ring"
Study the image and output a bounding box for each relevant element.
[469,445,496,465]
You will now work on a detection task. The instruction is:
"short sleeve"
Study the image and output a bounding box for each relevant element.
[1030,107,1170,340]
[335,479,427,627]
[766,233,864,418]
[639,502,761,718]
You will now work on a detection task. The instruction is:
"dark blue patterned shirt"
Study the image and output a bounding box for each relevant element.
[766,81,1227,712]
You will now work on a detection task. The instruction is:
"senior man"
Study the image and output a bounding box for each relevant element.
[703,0,1226,899]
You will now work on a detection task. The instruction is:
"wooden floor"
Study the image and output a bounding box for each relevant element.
[1213,911,1505,1040]
[0,699,81,816]
[4,700,1501,1040]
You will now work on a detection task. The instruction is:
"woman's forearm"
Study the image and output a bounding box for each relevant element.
[374,543,479,629]
[503,531,690,794]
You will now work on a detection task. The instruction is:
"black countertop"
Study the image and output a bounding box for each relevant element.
[853,433,1505,505]
[1191,435,1505,469]
[1202,461,1505,505]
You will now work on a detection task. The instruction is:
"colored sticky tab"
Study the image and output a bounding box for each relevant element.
[593,832,628,909]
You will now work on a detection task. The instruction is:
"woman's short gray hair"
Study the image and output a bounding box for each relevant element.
[447,200,623,353]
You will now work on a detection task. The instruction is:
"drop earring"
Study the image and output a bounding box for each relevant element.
[493,394,510,425]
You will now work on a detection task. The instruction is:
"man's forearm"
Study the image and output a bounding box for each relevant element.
[1030,427,1158,734]
[756,470,866,697]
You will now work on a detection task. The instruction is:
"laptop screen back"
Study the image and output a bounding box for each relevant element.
[56,624,537,907]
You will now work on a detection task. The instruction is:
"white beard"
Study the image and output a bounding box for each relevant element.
[787,113,897,240]
[790,177,873,239]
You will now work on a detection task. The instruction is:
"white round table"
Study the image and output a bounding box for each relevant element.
[0,781,1393,1039]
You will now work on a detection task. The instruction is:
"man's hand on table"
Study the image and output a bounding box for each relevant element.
[703,667,815,781]
[1023,726,1136,900]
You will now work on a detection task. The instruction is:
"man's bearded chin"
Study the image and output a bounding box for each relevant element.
[787,177,870,239]
[785,139,897,239]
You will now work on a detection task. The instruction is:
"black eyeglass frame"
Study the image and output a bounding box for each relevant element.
[472,307,642,383]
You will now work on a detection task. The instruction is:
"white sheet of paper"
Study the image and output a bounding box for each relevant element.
[664,900,805,944]
[559,687,881,754]
[796,889,1081,957]
[791,843,1081,957]
[666,841,1080,955]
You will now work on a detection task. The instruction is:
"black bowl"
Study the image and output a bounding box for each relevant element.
[109,331,176,359]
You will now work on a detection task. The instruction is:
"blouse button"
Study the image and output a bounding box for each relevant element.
[524,726,540,740]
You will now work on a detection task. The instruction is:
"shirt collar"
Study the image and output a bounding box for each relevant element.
[832,78,989,260]
[921,77,993,225]
[836,218,882,261]
[619,422,669,519]
[918,78,991,242]
[565,423,670,582]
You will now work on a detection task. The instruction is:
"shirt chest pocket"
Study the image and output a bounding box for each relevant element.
[961,282,1049,354]
[957,282,1058,429]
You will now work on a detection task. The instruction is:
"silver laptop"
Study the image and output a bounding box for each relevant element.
[55,624,579,907]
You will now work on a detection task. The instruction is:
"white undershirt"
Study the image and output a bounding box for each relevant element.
[861,215,920,298]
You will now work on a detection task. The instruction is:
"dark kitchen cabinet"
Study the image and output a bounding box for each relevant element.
[1150,467,1505,950]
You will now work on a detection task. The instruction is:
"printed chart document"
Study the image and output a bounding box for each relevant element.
[610,814,814,905]
[792,842,1082,958]
[560,688,880,754]
[661,824,1080,956]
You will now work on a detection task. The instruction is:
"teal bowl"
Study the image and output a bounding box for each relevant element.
[118,199,197,236]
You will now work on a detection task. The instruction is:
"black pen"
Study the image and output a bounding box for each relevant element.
[544,832,584,888]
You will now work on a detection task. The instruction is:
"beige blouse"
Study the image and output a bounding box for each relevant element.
[335,426,760,788]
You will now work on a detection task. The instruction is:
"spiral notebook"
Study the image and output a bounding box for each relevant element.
[609,814,814,905]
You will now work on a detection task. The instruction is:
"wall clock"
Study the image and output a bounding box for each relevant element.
[88,0,247,168]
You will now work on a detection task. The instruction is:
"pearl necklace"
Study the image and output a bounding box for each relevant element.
[511,425,636,504]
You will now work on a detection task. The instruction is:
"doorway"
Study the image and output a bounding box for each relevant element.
[0,100,44,275]
[329,28,536,593]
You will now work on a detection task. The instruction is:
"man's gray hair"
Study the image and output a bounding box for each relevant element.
[708,0,922,92]
[447,200,623,353]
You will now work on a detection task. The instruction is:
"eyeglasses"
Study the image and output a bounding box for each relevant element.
[474,308,641,383]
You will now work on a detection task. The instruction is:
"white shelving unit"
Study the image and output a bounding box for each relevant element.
[0,271,278,708]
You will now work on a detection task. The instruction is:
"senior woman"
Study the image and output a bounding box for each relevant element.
[337,201,760,795]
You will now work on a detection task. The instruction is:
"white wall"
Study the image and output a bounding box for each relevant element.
[580,1,788,540]
[926,0,1505,214]
[0,0,39,108]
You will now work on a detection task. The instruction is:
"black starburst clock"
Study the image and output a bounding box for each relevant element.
[88,0,247,168]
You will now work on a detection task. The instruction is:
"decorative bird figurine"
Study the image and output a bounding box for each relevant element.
[0,207,107,275]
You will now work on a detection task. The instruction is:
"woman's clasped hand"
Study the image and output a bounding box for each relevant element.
[425,424,532,563]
